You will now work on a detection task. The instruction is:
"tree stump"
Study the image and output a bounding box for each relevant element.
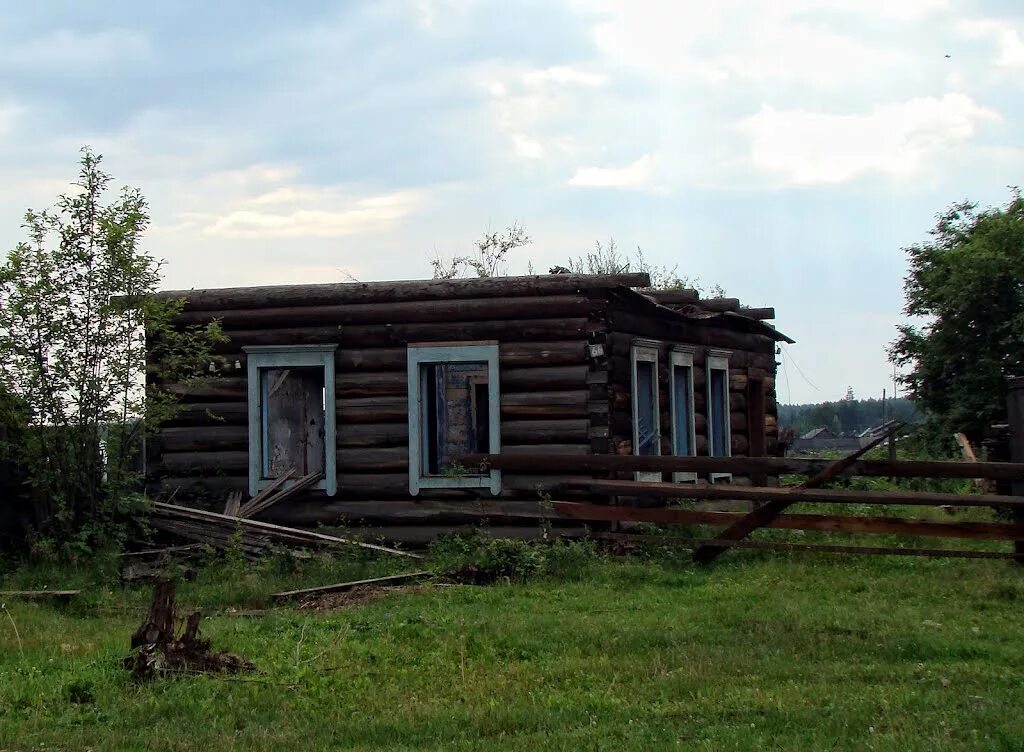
[126,580,255,681]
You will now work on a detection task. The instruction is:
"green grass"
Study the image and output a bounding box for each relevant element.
[2,549,1024,751]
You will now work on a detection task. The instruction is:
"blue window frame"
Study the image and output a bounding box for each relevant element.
[669,346,697,483]
[706,348,732,483]
[407,342,501,496]
[630,340,661,481]
[244,345,337,497]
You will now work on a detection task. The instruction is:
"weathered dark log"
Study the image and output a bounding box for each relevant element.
[155,273,650,311]
[553,502,1024,541]
[696,297,741,312]
[337,397,408,423]
[503,419,589,443]
[562,479,1024,509]
[216,319,597,351]
[644,289,700,305]
[160,451,248,474]
[338,422,409,447]
[739,307,775,320]
[165,378,246,401]
[336,372,406,398]
[420,452,1024,481]
[501,444,591,456]
[337,447,409,472]
[176,295,596,328]
[502,365,589,391]
[607,309,777,352]
[501,391,588,418]
[159,426,247,452]
[165,401,247,427]
[731,434,749,455]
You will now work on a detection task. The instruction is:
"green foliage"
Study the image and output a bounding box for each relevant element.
[2,556,1024,749]
[0,149,225,556]
[780,396,922,437]
[566,238,726,295]
[431,223,532,279]
[428,531,601,583]
[890,191,1024,443]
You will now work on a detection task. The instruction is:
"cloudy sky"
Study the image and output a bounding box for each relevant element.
[1,0,1021,404]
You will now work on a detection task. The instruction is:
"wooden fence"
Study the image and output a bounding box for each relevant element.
[461,424,1024,563]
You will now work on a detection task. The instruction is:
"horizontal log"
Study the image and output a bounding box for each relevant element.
[607,309,777,353]
[338,422,408,447]
[159,425,247,452]
[502,365,588,391]
[337,397,407,423]
[160,450,247,473]
[593,533,1014,560]
[502,391,588,418]
[460,453,1024,481]
[176,295,595,329]
[552,502,1024,541]
[217,319,597,351]
[502,444,591,456]
[696,297,740,312]
[338,447,408,473]
[165,401,247,426]
[644,289,700,304]
[563,479,1024,509]
[503,419,589,443]
[739,307,775,321]
[165,378,245,401]
[155,273,650,311]
[337,372,406,398]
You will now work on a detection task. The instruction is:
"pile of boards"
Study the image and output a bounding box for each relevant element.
[147,470,421,560]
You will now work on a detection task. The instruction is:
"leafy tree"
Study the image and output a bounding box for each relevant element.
[0,149,224,555]
[889,192,1024,444]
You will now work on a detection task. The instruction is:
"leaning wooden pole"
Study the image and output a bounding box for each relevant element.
[1007,377,1024,563]
[691,424,903,564]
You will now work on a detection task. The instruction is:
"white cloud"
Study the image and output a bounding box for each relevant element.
[0,28,150,72]
[589,0,935,86]
[956,18,1024,69]
[568,153,655,189]
[522,66,606,88]
[511,133,545,159]
[735,93,997,185]
[202,189,423,238]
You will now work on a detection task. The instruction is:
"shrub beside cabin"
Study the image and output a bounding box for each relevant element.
[148,274,793,540]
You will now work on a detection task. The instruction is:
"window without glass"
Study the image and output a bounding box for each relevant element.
[244,345,337,496]
[669,347,696,482]
[631,341,661,481]
[706,349,732,482]
[407,343,501,495]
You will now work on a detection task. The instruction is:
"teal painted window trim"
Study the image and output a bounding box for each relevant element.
[243,344,338,497]
[630,339,661,482]
[406,342,501,496]
[669,346,698,484]
[706,348,732,483]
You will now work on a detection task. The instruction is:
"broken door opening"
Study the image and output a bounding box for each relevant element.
[260,366,326,479]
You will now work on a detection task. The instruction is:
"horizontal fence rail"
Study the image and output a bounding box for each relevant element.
[459,453,1024,481]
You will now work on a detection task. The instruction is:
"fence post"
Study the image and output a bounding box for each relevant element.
[1006,376,1024,562]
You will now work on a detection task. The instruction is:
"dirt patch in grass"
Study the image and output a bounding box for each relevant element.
[296,584,436,611]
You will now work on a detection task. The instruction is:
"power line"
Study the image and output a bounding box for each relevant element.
[780,345,821,396]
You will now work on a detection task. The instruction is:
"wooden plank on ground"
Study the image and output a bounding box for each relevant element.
[272,571,435,601]
[0,590,80,600]
[223,490,243,517]
[151,502,424,559]
[240,471,320,519]
[692,425,901,563]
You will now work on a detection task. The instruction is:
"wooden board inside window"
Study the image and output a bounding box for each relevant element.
[261,367,326,479]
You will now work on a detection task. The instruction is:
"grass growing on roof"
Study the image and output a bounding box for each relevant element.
[1,542,1023,751]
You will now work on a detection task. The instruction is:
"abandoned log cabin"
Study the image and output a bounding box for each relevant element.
[148,273,793,538]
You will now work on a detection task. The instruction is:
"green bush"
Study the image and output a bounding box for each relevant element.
[428,530,601,583]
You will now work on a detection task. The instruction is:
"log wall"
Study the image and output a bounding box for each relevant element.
[150,288,609,520]
[149,277,783,534]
